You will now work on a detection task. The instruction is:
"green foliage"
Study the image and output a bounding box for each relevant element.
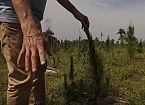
[43,27,54,37]
[1,28,145,105]
[137,38,143,53]
[117,28,126,45]
[100,32,103,41]
[69,56,74,82]
[105,36,110,51]
[84,30,106,104]
[125,25,138,62]
[125,25,138,43]
[1,43,145,105]
[43,27,60,54]
[0,67,7,105]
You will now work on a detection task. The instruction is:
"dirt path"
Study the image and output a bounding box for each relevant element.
[97,97,129,105]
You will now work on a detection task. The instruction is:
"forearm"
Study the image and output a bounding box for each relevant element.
[11,0,39,36]
[56,0,81,16]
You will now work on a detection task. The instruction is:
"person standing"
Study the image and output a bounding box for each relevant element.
[0,0,90,104]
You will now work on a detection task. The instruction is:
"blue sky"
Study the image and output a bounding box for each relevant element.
[42,0,145,41]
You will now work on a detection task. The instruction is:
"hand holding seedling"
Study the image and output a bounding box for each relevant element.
[74,12,90,30]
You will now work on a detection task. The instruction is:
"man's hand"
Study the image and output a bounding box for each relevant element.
[12,0,50,72]
[17,33,48,72]
[57,0,90,30]
[73,12,90,30]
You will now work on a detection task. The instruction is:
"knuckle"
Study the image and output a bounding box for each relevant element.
[25,55,30,58]
[39,51,45,56]
[31,55,36,58]
[39,47,45,53]
[25,64,30,67]
[32,65,37,68]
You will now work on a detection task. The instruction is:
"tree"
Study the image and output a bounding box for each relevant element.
[138,38,143,53]
[42,18,55,45]
[117,28,126,44]
[43,27,54,38]
[125,25,138,62]
[106,36,110,51]
[101,32,103,41]
[43,27,60,54]
[125,25,138,44]
[111,39,115,45]
[94,37,99,45]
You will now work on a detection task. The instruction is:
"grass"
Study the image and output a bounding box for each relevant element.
[1,45,145,105]
[0,67,7,104]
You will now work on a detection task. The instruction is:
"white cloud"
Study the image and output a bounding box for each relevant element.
[94,2,110,8]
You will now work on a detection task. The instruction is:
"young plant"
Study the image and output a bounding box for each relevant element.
[138,38,143,53]
[84,29,104,103]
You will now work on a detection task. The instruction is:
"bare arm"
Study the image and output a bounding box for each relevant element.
[11,0,39,36]
[12,0,47,72]
[57,0,90,29]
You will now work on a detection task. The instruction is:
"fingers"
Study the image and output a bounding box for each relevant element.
[85,16,90,29]
[81,21,86,29]
[81,16,90,31]
[31,47,38,72]
[18,35,48,72]
[37,40,46,65]
[17,47,38,72]
[25,48,31,71]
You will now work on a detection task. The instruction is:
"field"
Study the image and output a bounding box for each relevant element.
[0,26,145,105]
[1,39,145,105]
